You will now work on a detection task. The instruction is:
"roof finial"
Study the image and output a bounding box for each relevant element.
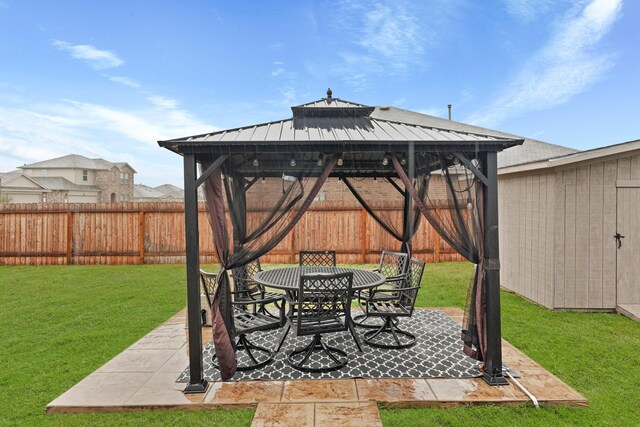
[326,87,332,99]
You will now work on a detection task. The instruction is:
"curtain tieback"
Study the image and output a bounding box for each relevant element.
[484,258,500,271]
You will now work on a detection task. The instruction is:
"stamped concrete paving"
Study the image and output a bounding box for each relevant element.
[46,308,588,425]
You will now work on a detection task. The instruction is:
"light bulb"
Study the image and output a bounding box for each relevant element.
[382,156,389,166]
[290,158,296,167]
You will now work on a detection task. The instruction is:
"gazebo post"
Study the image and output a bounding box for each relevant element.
[182,153,208,394]
[481,151,508,386]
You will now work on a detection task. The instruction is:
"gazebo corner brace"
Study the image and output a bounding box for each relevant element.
[481,151,508,386]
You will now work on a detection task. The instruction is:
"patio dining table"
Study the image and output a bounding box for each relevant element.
[253,266,385,352]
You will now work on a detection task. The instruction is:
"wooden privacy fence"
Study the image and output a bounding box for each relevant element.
[0,201,465,265]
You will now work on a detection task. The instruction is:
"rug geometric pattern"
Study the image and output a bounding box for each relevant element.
[177,309,482,382]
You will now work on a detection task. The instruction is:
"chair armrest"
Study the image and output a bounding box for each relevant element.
[384,273,409,283]
[231,296,280,306]
[368,285,420,301]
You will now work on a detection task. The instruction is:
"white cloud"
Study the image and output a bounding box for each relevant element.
[271,68,285,77]
[503,0,560,21]
[467,0,622,127]
[356,2,423,67]
[330,0,461,90]
[0,99,215,186]
[105,75,141,88]
[148,96,178,109]
[52,40,123,70]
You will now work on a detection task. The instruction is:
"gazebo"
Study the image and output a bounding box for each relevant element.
[158,89,523,393]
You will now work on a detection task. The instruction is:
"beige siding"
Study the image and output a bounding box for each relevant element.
[616,186,640,304]
[499,171,556,308]
[551,152,640,309]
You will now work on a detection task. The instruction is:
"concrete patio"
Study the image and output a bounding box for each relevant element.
[46,307,587,426]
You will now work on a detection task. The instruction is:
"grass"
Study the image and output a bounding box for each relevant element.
[0,264,252,426]
[1,262,638,426]
[382,262,640,427]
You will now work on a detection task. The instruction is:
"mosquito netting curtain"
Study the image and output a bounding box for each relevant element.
[200,146,491,379]
[390,151,488,362]
[200,152,338,380]
[340,174,425,258]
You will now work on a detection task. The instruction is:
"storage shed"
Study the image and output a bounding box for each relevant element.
[499,139,640,319]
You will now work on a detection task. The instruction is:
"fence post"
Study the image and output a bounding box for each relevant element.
[360,208,367,263]
[138,211,145,264]
[66,211,73,265]
[290,228,296,264]
[435,233,441,263]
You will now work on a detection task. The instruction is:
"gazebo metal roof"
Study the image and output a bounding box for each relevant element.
[158,93,522,155]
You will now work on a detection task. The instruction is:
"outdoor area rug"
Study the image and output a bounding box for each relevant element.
[177,309,483,382]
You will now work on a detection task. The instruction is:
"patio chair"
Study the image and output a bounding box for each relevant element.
[285,272,354,372]
[299,250,337,267]
[360,257,425,349]
[354,250,409,328]
[200,269,285,371]
[230,259,285,319]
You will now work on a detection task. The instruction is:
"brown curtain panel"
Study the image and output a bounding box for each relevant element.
[201,153,338,380]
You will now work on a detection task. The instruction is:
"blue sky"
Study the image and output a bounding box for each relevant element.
[0,0,637,187]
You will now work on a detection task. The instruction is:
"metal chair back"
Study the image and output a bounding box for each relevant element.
[378,250,409,279]
[398,258,425,313]
[299,250,337,267]
[296,272,353,336]
[200,270,218,308]
[231,259,262,298]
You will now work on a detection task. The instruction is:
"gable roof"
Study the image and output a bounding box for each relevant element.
[0,171,47,189]
[369,106,579,169]
[31,176,100,192]
[134,183,184,199]
[19,154,137,173]
[134,184,165,199]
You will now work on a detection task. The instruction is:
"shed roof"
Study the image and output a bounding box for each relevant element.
[500,138,640,175]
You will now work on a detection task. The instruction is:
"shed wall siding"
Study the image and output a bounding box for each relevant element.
[552,153,640,309]
[499,170,556,308]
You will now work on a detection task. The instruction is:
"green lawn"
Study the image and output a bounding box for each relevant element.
[1,263,638,426]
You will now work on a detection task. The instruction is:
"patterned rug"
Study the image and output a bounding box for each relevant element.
[177,309,483,382]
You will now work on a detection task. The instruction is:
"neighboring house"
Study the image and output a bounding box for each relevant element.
[14,154,136,203]
[133,184,185,202]
[0,171,50,203]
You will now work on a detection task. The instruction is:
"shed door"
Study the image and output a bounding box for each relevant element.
[616,186,640,305]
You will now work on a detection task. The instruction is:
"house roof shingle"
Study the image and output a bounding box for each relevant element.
[19,154,137,173]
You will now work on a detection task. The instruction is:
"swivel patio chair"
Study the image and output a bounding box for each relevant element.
[285,272,354,372]
[231,259,285,319]
[299,250,337,267]
[354,250,409,328]
[201,269,285,371]
[360,257,425,349]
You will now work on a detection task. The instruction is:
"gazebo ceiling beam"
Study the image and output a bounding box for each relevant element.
[167,142,520,156]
